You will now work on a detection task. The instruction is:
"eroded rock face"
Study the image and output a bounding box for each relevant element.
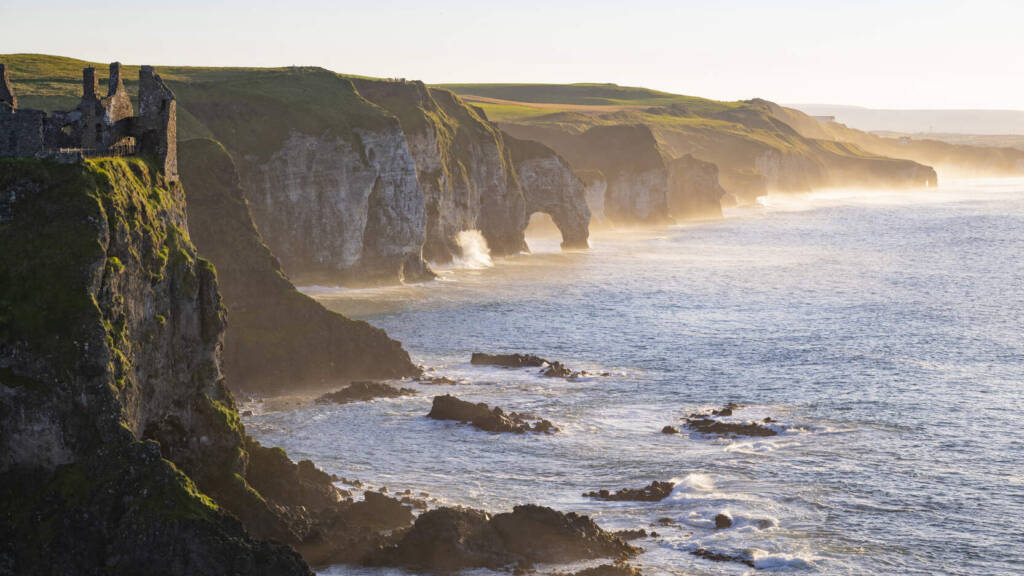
[0,158,311,575]
[351,80,527,265]
[667,154,727,220]
[243,128,427,284]
[503,123,671,226]
[428,395,557,434]
[179,139,419,395]
[505,133,590,249]
[370,505,637,571]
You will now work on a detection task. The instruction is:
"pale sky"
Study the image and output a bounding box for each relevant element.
[2,0,1021,109]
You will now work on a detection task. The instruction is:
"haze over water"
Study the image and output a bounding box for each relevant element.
[245,179,1024,575]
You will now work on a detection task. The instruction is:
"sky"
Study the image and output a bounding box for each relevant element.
[2,0,1022,109]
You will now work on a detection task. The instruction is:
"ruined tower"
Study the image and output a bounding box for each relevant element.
[138,66,178,181]
[82,67,99,101]
[0,64,16,110]
[1,61,177,177]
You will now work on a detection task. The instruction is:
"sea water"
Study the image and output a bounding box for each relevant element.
[244,179,1024,575]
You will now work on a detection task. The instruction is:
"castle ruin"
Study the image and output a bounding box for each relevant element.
[0,62,177,181]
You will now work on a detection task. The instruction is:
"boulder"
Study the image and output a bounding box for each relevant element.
[714,513,733,529]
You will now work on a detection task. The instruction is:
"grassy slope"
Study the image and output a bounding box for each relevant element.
[0,54,394,159]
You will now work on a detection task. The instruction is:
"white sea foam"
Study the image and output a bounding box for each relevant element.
[452,230,493,269]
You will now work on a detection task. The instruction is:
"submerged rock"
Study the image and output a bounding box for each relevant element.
[315,381,417,404]
[557,564,643,576]
[542,361,580,378]
[428,395,558,434]
[690,547,754,567]
[661,426,680,434]
[471,352,548,367]
[584,481,675,502]
[683,404,778,437]
[369,504,637,572]
[685,417,777,437]
[416,375,458,385]
[613,529,651,541]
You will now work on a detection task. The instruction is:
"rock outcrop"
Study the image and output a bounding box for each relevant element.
[428,395,558,434]
[0,157,309,574]
[171,69,431,285]
[0,156,422,574]
[369,505,637,571]
[350,79,527,264]
[584,481,675,502]
[315,381,416,405]
[666,154,727,220]
[471,352,548,367]
[682,405,779,437]
[178,139,419,394]
[505,133,590,248]
[503,123,671,225]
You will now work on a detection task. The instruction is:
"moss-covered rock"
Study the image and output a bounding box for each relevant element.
[0,156,311,575]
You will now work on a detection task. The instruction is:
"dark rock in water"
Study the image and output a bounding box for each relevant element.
[712,402,739,417]
[428,394,558,434]
[585,481,675,502]
[555,563,643,576]
[685,417,777,437]
[656,517,675,526]
[315,381,416,404]
[683,404,778,437]
[471,352,548,367]
[369,504,637,571]
[613,529,650,541]
[661,425,680,434]
[542,361,580,378]
[714,513,733,529]
[690,547,754,567]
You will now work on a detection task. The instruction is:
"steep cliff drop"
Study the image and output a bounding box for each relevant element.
[178,139,419,395]
[170,69,430,285]
[0,157,309,574]
[505,133,591,249]
[350,79,528,264]
[666,154,727,220]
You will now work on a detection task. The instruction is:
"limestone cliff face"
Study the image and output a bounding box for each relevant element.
[242,127,426,284]
[666,154,727,220]
[577,170,609,227]
[502,123,672,226]
[179,139,418,395]
[504,134,590,249]
[754,148,827,192]
[351,80,527,263]
[0,158,309,575]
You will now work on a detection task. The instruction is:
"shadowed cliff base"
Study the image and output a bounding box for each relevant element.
[178,138,419,394]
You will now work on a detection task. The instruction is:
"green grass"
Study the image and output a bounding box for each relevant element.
[0,53,397,160]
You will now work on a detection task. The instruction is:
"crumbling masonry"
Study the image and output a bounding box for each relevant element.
[0,62,177,180]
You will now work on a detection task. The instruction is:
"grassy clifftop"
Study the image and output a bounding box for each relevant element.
[0,53,395,160]
[447,83,942,191]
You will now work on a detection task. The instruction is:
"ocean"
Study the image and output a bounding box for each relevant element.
[242,179,1024,575]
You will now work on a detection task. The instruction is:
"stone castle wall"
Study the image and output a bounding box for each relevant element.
[0,62,177,180]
